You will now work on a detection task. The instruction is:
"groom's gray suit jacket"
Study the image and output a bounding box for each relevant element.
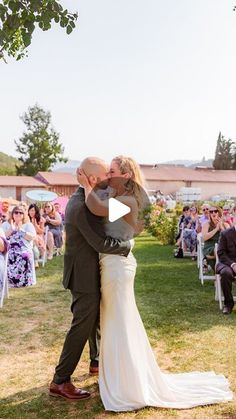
[63,187,131,294]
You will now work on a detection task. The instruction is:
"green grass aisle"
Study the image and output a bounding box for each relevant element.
[0,234,235,419]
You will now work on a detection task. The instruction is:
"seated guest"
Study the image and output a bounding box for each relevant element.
[216,224,236,314]
[182,206,200,259]
[199,203,210,228]
[1,206,37,288]
[232,205,236,223]
[20,201,29,213]
[176,205,190,244]
[42,202,63,259]
[54,202,65,225]
[202,206,230,273]
[0,200,10,223]
[222,205,234,227]
[28,203,46,268]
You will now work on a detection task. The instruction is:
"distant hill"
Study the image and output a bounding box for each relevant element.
[162,158,213,168]
[162,159,199,166]
[52,160,80,173]
[0,152,19,175]
[52,158,214,173]
[188,159,213,168]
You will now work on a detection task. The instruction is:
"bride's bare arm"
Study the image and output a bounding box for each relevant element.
[86,189,109,217]
[79,170,109,216]
[79,170,137,219]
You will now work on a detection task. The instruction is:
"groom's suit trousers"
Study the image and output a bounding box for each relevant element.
[53,290,100,384]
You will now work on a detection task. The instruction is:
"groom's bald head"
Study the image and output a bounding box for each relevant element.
[77,157,109,187]
[80,157,108,176]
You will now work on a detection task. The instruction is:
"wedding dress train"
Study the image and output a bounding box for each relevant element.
[98,246,233,412]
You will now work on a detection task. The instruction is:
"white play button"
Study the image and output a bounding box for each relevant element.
[108,197,131,222]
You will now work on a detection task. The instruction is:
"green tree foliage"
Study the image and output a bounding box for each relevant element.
[213,131,235,170]
[232,146,236,170]
[0,0,78,61]
[15,104,67,175]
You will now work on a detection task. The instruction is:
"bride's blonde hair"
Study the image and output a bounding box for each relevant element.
[112,155,147,208]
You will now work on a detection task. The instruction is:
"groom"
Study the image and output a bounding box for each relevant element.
[49,157,131,401]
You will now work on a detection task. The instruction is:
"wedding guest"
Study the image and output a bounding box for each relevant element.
[176,205,190,244]
[216,223,236,314]
[0,228,9,293]
[20,201,29,213]
[42,202,63,259]
[182,206,200,259]
[1,206,37,287]
[222,205,234,227]
[199,203,210,228]
[202,206,230,273]
[28,203,46,268]
[0,200,10,223]
[232,205,236,223]
[54,202,65,224]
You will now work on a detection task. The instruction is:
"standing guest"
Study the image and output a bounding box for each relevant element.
[202,206,230,273]
[0,228,9,293]
[42,202,63,259]
[216,224,236,314]
[199,203,210,228]
[28,203,46,267]
[1,206,36,287]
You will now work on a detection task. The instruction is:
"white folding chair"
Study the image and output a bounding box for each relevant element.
[197,233,202,269]
[38,226,49,267]
[198,235,215,285]
[0,253,9,308]
[214,243,236,310]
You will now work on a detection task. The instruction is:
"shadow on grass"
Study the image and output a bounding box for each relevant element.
[133,237,236,340]
[0,383,105,419]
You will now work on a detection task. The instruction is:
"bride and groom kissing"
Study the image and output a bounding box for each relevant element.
[49,155,233,412]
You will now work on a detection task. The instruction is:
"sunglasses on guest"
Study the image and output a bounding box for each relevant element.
[202,208,209,212]
[209,209,218,214]
[13,211,24,215]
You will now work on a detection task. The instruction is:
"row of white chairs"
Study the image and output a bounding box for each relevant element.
[197,233,236,311]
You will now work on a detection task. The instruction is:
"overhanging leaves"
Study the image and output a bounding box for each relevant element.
[0,0,78,61]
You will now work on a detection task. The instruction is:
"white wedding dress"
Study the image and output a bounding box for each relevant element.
[98,218,233,412]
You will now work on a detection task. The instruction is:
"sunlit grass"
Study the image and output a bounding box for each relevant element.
[0,234,235,419]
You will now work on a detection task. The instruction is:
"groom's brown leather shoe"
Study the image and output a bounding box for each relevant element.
[89,360,99,375]
[49,381,90,401]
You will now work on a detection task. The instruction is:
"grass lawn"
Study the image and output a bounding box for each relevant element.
[0,234,235,419]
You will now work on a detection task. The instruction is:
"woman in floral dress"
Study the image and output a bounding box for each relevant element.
[2,206,37,288]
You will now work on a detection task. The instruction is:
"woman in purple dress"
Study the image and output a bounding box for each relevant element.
[2,206,37,288]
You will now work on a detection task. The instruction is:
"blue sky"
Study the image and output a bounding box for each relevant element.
[1,0,236,164]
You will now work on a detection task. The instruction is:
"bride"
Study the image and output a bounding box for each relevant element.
[79,155,233,412]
